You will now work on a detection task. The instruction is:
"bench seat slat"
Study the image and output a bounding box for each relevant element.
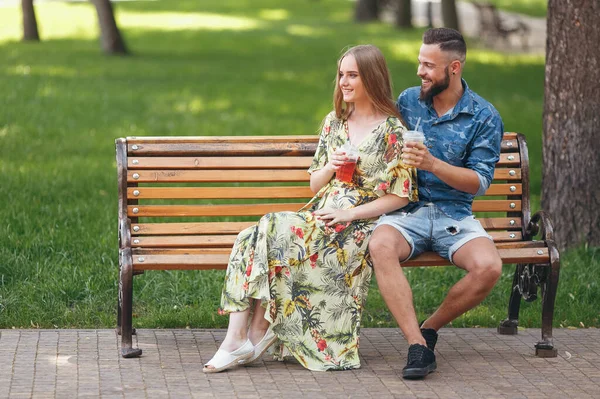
[127,184,521,199]
[132,241,546,256]
[130,218,523,236]
[130,231,522,248]
[127,169,310,183]
[128,156,314,170]
[128,142,317,157]
[127,154,521,170]
[128,203,308,217]
[132,247,549,270]
[128,169,522,183]
[128,187,314,199]
[126,133,517,145]
[127,200,521,217]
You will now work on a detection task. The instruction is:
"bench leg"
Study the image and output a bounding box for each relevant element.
[497,263,522,335]
[535,243,560,358]
[119,249,142,358]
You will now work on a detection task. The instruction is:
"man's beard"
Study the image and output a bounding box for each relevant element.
[419,66,451,102]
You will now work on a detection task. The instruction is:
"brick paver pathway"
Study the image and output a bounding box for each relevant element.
[1,328,599,398]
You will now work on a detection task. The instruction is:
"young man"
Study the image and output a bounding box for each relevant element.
[368,28,504,379]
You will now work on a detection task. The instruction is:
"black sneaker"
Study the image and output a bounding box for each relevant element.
[402,344,437,379]
[420,327,438,352]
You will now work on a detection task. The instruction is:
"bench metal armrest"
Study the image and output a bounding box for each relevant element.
[525,211,555,242]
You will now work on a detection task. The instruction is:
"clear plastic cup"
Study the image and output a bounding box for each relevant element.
[403,130,425,145]
[336,142,359,183]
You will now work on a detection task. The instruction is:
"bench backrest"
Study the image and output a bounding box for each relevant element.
[116,133,530,268]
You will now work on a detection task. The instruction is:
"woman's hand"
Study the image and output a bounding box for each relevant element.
[326,149,349,172]
[313,207,355,226]
[402,142,439,172]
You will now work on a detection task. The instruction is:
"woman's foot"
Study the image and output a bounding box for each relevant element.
[203,339,254,373]
[244,326,277,365]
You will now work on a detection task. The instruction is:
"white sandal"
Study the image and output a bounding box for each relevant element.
[244,327,277,365]
[203,339,254,373]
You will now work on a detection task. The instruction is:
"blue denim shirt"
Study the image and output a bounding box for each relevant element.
[397,79,504,220]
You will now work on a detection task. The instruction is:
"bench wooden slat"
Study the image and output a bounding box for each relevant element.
[131,231,522,248]
[130,217,523,236]
[128,169,522,183]
[128,156,314,170]
[483,184,522,196]
[472,200,521,212]
[128,200,520,217]
[127,187,314,199]
[132,247,549,270]
[131,222,256,235]
[132,240,545,255]
[127,169,310,183]
[500,140,518,151]
[126,133,517,145]
[127,184,521,199]
[127,154,522,170]
[128,203,307,217]
[128,142,317,157]
[493,168,521,180]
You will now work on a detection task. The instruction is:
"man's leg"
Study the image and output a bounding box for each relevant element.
[421,237,502,331]
[369,225,425,346]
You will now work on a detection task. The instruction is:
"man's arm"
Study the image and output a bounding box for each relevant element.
[402,113,503,195]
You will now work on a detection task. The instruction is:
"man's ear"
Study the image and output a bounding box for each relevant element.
[451,60,461,75]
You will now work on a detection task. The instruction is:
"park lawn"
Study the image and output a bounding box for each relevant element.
[0,0,596,330]
[467,0,547,17]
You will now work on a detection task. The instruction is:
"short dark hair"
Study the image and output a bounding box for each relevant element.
[422,28,466,63]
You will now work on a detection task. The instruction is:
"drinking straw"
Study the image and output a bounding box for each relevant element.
[414,117,421,131]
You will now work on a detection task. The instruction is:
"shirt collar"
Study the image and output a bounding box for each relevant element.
[419,78,475,118]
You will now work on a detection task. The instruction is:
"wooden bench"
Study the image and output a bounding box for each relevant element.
[115,133,560,358]
[473,2,530,50]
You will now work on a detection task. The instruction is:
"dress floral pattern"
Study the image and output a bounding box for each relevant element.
[220,111,417,371]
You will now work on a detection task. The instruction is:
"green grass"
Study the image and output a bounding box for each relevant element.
[1,0,597,331]
[467,0,547,17]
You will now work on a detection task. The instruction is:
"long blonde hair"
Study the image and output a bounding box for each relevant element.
[333,45,403,123]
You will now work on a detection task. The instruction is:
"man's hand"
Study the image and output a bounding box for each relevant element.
[313,207,355,226]
[402,142,439,172]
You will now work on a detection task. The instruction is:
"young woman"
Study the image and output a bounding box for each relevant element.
[204,44,418,372]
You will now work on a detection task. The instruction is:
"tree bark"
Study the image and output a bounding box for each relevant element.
[355,0,380,22]
[542,0,600,250]
[92,0,128,55]
[21,0,40,41]
[441,0,460,31]
[395,0,413,29]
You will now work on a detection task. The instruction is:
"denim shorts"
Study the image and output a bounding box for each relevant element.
[376,203,492,264]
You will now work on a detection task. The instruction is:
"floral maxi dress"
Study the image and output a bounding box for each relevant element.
[220,112,418,371]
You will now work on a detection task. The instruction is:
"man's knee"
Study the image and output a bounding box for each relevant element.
[470,255,502,286]
[368,226,408,264]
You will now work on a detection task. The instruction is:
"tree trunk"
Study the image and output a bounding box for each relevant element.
[92,0,128,55]
[441,0,460,31]
[395,0,412,29]
[355,0,380,22]
[542,0,600,250]
[21,0,40,41]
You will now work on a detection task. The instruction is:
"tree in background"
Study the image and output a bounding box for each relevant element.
[542,0,599,250]
[395,0,413,29]
[355,0,380,22]
[441,0,460,31]
[21,0,40,41]
[92,0,128,55]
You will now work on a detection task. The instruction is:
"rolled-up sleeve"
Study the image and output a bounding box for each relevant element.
[466,112,504,196]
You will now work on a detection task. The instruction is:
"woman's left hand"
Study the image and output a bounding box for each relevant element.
[313,208,355,226]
